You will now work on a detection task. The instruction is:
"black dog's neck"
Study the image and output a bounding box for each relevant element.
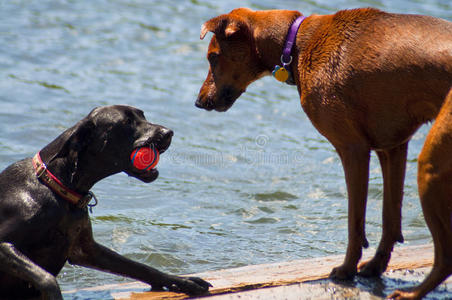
[38,144,122,197]
[38,148,90,195]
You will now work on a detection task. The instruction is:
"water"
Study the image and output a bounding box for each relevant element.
[0,0,450,298]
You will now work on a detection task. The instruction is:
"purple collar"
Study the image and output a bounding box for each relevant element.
[272,15,306,85]
[282,16,306,66]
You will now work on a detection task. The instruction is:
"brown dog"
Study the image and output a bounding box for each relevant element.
[390,90,452,299]
[195,6,452,286]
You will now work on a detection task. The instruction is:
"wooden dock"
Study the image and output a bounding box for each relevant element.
[63,244,452,299]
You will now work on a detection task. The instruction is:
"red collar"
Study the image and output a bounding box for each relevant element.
[32,152,95,208]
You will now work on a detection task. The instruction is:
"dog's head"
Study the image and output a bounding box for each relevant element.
[92,105,173,183]
[195,8,268,112]
[44,105,173,185]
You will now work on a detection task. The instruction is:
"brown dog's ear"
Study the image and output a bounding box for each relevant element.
[200,16,216,40]
[200,15,246,40]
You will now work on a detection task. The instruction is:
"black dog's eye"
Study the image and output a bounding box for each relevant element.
[137,110,145,120]
[126,117,134,125]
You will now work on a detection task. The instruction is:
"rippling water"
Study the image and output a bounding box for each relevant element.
[0,0,451,298]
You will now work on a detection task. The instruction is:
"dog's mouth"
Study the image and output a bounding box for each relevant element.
[125,135,172,183]
[129,166,159,183]
[196,86,243,112]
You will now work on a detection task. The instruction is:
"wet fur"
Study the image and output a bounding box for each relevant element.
[0,105,210,299]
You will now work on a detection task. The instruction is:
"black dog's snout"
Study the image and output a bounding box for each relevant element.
[161,128,174,140]
[156,127,173,153]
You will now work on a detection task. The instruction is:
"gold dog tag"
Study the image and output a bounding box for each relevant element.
[272,65,289,82]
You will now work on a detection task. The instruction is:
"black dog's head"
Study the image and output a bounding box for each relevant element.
[41,105,173,189]
[88,105,173,183]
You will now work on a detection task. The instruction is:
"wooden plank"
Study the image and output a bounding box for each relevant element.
[63,244,435,300]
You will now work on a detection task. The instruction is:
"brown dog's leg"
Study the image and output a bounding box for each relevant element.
[330,146,371,280]
[390,93,452,299]
[359,142,408,277]
[389,160,452,300]
[391,210,452,300]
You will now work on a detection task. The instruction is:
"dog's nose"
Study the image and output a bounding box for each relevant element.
[162,128,174,140]
[156,128,173,153]
[195,97,205,108]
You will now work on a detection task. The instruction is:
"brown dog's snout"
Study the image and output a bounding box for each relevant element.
[195,86,215,111]
[195,97,205,109]
[195,73,217,111]
[195,96,213,111]
[195,85,242,112]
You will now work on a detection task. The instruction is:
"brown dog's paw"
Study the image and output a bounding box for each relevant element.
[387,290,421,300]
[358,260,385,277]
[329,264,356,281]
[153,275,212,296]
[358,252,391,277]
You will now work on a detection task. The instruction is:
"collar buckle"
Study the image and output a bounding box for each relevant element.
[78,191,98,213]
[281,54,293,66]
[36,162,47,179]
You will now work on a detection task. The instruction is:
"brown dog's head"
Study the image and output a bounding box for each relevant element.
[195,8,269,112]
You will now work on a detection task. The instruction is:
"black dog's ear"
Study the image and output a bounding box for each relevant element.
[66,119,96,156]
[200,9,251,40]
[41,118,93,160]
[66,120,95,182]
[82,106,110,155]
[39,118,95,181]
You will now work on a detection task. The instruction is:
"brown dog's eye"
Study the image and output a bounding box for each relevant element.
[208,52,219,66]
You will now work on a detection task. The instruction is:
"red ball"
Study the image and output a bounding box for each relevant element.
[130,147,159,170]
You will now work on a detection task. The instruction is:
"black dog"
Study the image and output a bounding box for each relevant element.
[0,105,211,299]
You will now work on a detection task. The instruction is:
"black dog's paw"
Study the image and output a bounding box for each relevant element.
[153,275,212,296]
